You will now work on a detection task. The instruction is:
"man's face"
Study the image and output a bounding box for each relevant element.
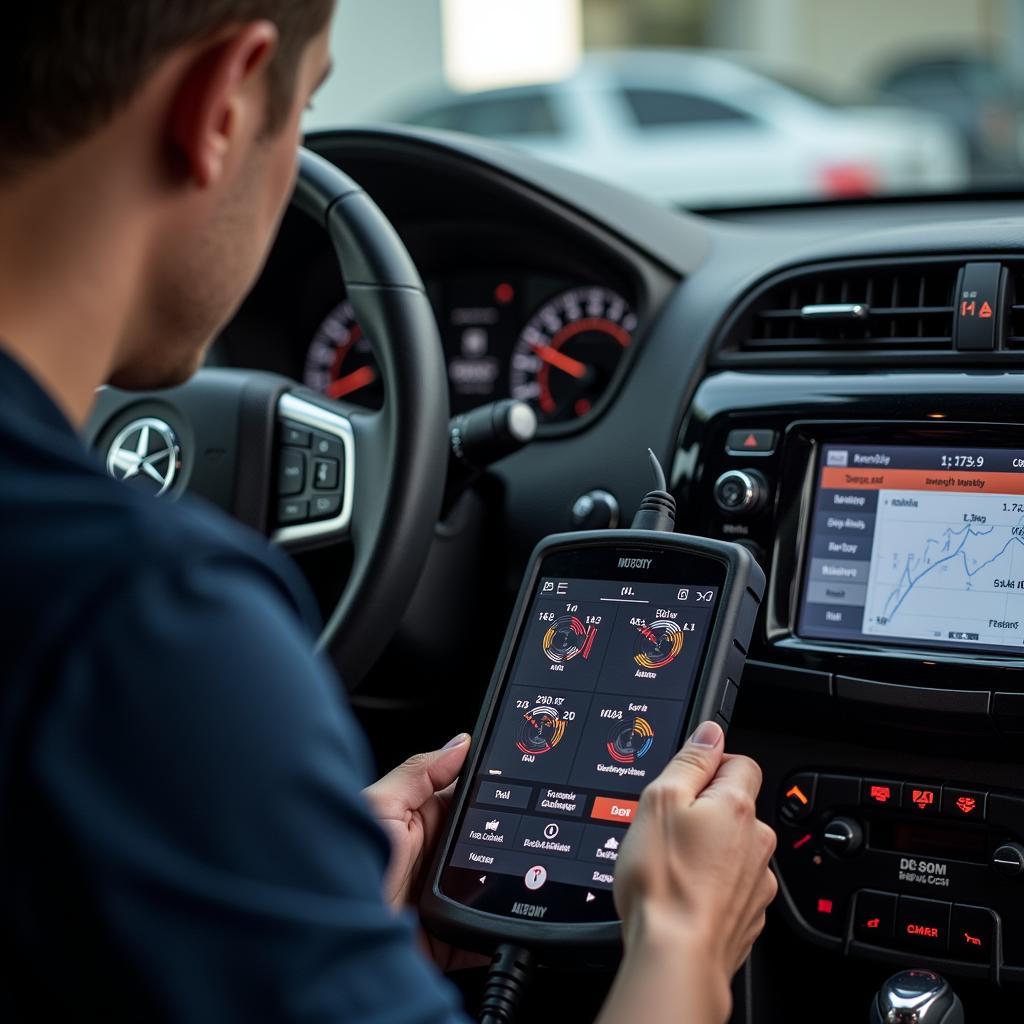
[110,21,333,391]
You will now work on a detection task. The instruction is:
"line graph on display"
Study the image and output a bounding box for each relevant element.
[861,489,1024,646]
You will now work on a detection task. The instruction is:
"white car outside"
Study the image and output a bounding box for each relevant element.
[385,50,969,207]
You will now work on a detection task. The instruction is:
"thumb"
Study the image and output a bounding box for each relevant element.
[367,734,471,815]
[654,720,725,805]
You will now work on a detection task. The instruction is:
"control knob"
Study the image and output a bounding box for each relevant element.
[992,841,1024,878]
[713,469,767,516]
[822,816,863,857]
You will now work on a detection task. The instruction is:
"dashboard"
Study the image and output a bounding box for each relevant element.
[227,127,1024,1020]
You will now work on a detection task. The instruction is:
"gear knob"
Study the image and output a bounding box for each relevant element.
[870,969,964,1023]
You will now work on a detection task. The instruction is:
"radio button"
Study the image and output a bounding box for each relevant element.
[862,779,902,810]
[950,904,996,964]
[854,890,896,944]
[896,896,951,954]
[903,783,941,816]
[779,773,817,823]
[941,786,987,822]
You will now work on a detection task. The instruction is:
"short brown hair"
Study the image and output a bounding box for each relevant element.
[1,1,333,177]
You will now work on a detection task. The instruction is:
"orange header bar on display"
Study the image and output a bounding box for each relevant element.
[820,466,1024,496]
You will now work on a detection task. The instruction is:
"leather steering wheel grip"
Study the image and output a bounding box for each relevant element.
[294,149,450,686]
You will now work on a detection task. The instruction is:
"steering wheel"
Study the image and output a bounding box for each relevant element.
[85,149,450,687]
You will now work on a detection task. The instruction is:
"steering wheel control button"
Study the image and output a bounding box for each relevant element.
[281,423,311,448]
[278,448,306,496]
[854,890,897,944]
[726,429,776,455]
[278,499,309,525]
[822,816,864,857]
[779,773,816,824]
[950,904,996,963]
[313,434,343,460]
[896,897,951,954]
[313,459,340,490]
[903,783,941,816]
[862,779,903,809]
[523,865,547,891]
[713,469,766,515]
[992,842,1024,878]
[941,787,987,821]
[310,494,342,521]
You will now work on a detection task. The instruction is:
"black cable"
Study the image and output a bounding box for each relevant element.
[477,943,535,1024]
[631,449,676,533]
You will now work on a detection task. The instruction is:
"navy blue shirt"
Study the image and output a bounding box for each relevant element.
[0,350,466,1022]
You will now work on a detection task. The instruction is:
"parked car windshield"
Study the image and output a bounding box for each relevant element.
[306,0,1024,210]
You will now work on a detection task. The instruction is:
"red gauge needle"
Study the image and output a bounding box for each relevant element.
[530,343,588,380]
[327,365,377,399]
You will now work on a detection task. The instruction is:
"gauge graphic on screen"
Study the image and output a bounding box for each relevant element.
[607,717,655,764]
[516,706,568,756]
[634,619,684,670]
[542,615,597,664]
[509,286,636,423]
[304,300,383,408]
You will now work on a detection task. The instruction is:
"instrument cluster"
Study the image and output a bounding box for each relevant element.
[305,270,637,427]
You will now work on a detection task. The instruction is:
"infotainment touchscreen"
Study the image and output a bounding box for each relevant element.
[798,443,1024,654]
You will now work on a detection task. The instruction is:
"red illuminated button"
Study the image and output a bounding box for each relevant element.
[591,797,638,824]
[950,904,995,964]
[780,773,817,823]
[941,787,987,821]
[854,890,896,944]
[896,896,950,954]
[862,779,902,809]
[902,783,941,816]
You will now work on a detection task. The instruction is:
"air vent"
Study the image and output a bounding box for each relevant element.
[735,262,957,355]
[1006,264,1024,349]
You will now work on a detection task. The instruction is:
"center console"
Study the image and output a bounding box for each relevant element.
[674,370,1024,983]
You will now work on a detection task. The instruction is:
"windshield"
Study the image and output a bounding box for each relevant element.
[306,0,1024,210]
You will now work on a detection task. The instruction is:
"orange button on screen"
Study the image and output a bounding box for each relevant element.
[591,796,638,823]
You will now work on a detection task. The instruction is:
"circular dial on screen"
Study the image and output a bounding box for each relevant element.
[516,706,568,756]
[634,619,684,670]
[542,614,598,664]
[607,717,655,764]
[509,286,636,423]
[304,300,382,408]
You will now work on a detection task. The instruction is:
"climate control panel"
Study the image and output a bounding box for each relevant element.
[774,769,1024,982]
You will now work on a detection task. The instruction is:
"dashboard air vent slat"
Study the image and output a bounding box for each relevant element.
[743,265,956,355]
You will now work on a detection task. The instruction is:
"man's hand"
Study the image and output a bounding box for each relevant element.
[605,721,777,1024]
[364,734,485,973]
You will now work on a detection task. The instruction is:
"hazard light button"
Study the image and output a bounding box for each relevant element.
[955,261,1002,352]
[726,429,776,455]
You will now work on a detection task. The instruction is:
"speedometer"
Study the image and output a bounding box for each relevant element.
[304,300,382,408]
[509,286,636,423]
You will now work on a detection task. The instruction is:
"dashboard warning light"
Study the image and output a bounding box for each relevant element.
[494,282,515,305]
[817,899,833,915]
[912,788,936,810]
[980,301,993,319]
[956,795,978,815]
[786,785,809,805]
[866,917,881,930]
[792,833,812,850]
[965,932,982,946]
[869,785,892,804]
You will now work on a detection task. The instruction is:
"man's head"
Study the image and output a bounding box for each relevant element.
[0,2,334,394]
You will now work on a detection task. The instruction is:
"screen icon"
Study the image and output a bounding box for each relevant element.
[826,449,849,467]
[543,823,560,840]
[524,865,547,891]
[485,819,500,832]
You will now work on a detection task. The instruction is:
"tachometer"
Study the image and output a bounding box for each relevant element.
[509,286,636,423]
[304,301,382,408]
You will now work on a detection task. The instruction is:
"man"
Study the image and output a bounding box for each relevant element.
[0,4,777,1022]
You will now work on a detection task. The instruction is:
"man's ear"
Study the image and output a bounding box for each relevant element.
[168,21,280,189]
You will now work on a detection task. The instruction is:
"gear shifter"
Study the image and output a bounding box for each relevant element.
[870,969,964,1023]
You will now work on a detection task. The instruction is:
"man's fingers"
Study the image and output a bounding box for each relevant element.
[366,735,471,815]
[648,720,725,805]
[696,753,763,805]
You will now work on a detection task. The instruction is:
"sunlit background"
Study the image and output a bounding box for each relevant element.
[307,0,1024,207]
